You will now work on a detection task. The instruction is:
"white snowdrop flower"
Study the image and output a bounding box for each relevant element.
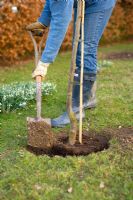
[0,81,56,113]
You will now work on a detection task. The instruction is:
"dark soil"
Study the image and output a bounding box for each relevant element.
[106,52,133,60]
[27,127,133,157]
[27,132,110,156]
[27,118,54,149]
[104,127,133,150]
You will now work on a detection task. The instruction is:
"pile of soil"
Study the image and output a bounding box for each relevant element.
[27,133,110,156]
[27,118,54,149]
[106,52,133,60]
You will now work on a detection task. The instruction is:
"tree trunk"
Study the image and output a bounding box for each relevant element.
[67,0,82,145]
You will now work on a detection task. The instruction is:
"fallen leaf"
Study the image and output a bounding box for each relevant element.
[99,181,105,189]
[34,184,42,190]
[68,187,73,193]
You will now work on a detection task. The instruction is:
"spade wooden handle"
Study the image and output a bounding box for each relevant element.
[36,75,42,83]
[36,76,42,119]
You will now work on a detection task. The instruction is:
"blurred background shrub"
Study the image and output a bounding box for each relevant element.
[0,0,133,65]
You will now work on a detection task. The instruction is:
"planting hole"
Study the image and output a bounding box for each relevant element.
[27,133,110,157]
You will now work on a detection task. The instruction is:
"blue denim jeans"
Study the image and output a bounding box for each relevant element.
[38,0,114,74]
[38,0,73,63]
[74,6,114,75]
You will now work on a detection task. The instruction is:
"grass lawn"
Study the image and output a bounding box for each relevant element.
[0,43,133,200]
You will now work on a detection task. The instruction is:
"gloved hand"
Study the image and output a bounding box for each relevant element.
[32,61,49,79]
[26,22,46,31]
[26,22,47,36]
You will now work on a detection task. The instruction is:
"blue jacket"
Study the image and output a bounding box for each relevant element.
[74,0,116,13]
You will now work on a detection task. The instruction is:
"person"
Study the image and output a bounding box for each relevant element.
[26,0,116,127]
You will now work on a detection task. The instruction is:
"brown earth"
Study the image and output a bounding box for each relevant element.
[106,52,133,60]
[103,127,133,150]
[27,133,109,156]
[27,118,54,149]
[27,127,133,156]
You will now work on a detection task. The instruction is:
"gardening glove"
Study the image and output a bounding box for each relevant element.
[26,22,46,31]
[32,61,49,79]
[26,22,47,36]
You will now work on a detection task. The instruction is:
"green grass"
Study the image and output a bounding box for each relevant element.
[0,43,133,200]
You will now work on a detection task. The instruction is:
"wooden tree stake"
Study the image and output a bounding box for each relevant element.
[79,0,85,144]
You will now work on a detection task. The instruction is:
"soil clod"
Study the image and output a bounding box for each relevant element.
[27,118,55,149]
